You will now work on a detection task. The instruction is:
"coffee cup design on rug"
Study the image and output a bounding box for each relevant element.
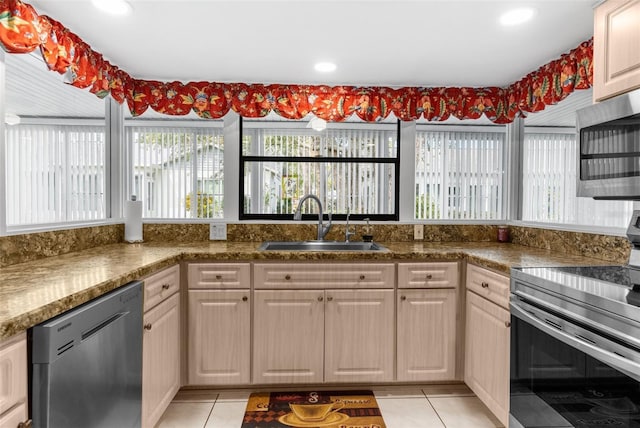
[289,401,345,422]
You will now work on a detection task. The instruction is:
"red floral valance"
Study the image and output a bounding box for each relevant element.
[0,0,593,124]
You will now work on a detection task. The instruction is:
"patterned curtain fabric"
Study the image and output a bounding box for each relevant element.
[0,0,593,124]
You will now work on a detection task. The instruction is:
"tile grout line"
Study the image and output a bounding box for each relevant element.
[422,388,448,428]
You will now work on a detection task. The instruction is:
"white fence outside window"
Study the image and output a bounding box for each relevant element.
[415,128,507,220]
[522,131,633,228]
[5,124,106,226]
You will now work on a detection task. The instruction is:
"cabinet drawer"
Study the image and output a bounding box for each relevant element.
[466,264,510,309]
[143,265,180,312]
[0,332,27,416]
[188,263,250,289]
[398,262,459,289]
[253,263,395,289]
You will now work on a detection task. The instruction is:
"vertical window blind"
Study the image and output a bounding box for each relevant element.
[5,124,106,226]
[522,132,633,228]
[125,125,224,219]
[415,129,506,220]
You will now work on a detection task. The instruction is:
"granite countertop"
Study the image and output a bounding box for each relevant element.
[0,241,615,340]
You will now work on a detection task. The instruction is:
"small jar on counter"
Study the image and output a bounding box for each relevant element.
[497,226,510,243]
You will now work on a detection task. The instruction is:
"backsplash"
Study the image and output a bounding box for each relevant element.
[0,224,123,267]
[0,222,630,267]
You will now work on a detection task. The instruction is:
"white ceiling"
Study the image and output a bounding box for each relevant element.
[27,0,596,88]
[5,0,599,126]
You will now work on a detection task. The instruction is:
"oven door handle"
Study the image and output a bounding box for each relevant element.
[511,300,640,383]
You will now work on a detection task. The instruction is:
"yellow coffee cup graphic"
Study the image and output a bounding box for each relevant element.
[289,401,345,422]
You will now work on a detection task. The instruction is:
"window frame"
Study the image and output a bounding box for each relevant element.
[238,117,401,221]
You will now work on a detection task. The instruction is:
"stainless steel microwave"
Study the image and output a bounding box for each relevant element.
[576,87,640,199]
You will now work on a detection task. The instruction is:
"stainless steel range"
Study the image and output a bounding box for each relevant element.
[510,211,640,428]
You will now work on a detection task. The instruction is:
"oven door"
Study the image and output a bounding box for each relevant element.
[510,298,640,428]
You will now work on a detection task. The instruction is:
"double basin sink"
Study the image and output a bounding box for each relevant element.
[258,241,387,252]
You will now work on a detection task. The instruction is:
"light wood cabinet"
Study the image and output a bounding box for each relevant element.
[0,332,29,427]
[142,266,181,428]
[253,289,325,384]
[464,265,510,428]
[253,263,395,384]
[594,0,640,101]
[187,263,251,386]
[397,288,457,382]
[188,290,251,385]
[324,289,395,383]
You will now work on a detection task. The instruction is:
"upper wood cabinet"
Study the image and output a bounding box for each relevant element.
[594,0,640,101]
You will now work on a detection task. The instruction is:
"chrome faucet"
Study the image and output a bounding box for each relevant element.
[293,194,332,240]
[345,209,355,242]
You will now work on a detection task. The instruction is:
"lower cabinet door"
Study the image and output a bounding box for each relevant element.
[324,289,395,383]
[142,293,180,428]
[188,289,251,385]
[464,290,510,427]
[0,402,28,428]
[253,290,324,384]
[397,288,457,382]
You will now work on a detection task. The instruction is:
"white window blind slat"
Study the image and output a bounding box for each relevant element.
[522,132,632,228]
[5,124,106,226]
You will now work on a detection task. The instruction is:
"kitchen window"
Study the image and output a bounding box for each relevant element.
[414,126,507,220]
[522,130,633,229]
[240,118,399,220]
[5,123,107,227]
[125,122,224,219]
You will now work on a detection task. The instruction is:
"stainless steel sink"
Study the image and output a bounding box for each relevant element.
[258,241,387,252]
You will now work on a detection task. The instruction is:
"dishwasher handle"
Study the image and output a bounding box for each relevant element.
[81,312,128,341]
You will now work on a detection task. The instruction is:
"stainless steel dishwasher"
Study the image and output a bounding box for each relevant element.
[30,281,143,428]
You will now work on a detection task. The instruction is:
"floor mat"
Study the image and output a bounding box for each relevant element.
[242,390,386,427]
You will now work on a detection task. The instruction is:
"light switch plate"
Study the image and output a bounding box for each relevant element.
[414,224,424,240]
[210,223,227,240]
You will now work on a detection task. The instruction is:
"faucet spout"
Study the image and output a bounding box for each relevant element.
[294,194,332,240]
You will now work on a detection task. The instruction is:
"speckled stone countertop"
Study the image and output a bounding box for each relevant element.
[0,241,615,340]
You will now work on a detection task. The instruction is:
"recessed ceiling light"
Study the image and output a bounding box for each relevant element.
[91,0,132,15]
[314,62,337,73]
[499,7,535,26]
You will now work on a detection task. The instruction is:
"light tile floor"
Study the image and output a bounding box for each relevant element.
[156,384,505,428]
